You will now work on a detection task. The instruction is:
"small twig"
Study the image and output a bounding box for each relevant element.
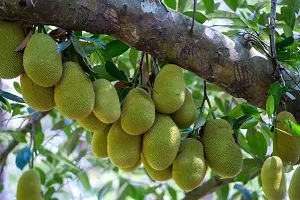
[200,81,216,119]
[189,0,197,35]
[159,0,169,12]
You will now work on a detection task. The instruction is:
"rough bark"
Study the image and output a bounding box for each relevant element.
[0,0,278,110]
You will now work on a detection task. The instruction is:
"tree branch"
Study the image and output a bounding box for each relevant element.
[0,111,49,165]
[0,0,278,110]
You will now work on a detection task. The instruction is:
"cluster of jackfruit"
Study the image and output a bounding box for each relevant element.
[261,156,300,200]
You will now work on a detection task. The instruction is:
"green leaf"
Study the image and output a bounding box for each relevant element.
[11,131,26,143]
[65,129,82,155]
[51,120,67,130]
[106,40,130,58]
[177,0,188,12]
[93,65,117,82]
[13,82,21,94]
[203,0,214,13]
[276,36,294,50]
[283,120,300,136]
[0,90,24,103]
[241,104,260,119]
[98,181,113,199]
[224,0,240,11]
[233,115,252,130]
[279,7,296,29]
[266,95,274,117]
[0,185,3,193]
[228,104,244,120]
[235,159,262,182]
[216,185,229,200]
[35,132,44,150]
[129,48,139,70]
[246,129,267,160]
[240,118,259,129]
[45,187,55,199]
[167,186,177,199]
[206,11,240,20]
[163,0,176,10]
[268,82,281,111]
[105,61,128,82]
[35,167,46,185]
[70,34,88,58]
[118,60,130,77]
[15,146,31,170]
[254,2,269,11]
[183,11,207,24]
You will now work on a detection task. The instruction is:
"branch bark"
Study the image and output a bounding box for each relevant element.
[0,0,277,110]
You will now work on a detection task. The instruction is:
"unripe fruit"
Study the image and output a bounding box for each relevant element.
[141,153,172,181]
[120,160,142,172]
[107,120,142,168]
[172,138,206,190]
[171,88,197,129]
[143,114,180,170]
[23,33,62,87]
[93,79,120,124]
[121,88,155,135]
[275,111,300,165]
[261,156,286,200]
[77,112,108,132]
[288,166,300,200]
[20,73,55,111]
[0,21,25,79]
[91,124,111,159]
[202,119,243,178]
[152,64,185,114]
[54,62,95,120]
[17,169,43,200]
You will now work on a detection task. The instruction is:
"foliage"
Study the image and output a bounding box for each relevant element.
[0,0,300,199]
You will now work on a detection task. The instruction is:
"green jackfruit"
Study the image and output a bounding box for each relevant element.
[0,21,25,79]
[288,166,300,200]
[121,88,155,135]
[17,169,43,200]
[172,138,206,190]
[23,33,62,87]
[93,79,120,124]
[20,73,55,111]
[107,120,142,168]
[141,153,172,181]
[143,114,181,170]
[171,88,196,129]
[77,112,108,132]
[152,64,185,114]
[54,62,95,120]
[120,159,142,172]
[91,124,111,158]
[275,111,300,165]
[202,119,243,178]
[261,156,286,200]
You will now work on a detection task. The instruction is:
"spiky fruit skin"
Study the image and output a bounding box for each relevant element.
[261,156,286,200]
[121,88,155,135]
[288,166,300,200]
[202,119,243,178]
[141,153,172,181]
[171,88,196,129]
[91,124,111,158]
[23,33,62,87]
[77,112,108,132]
[107,120,142,168]
[20,73,55,111]
[17,169,43,200]
[152,64,185,114]
[172,138,206,190]
[120,160,142,172]
[143,114,180,170]
[54,62,95,120]
[93,79,120,124]
[0,21,24,79]
[275,111,300,165]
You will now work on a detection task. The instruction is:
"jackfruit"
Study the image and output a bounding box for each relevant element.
[120,159,142,172]
[77,112,107,132]
[143,114,180,170]
[20,73,55,111]
[261,156,286,200]
[274,111,300,165]
[121,88,155,135]
[17,169,43,200]
[171,88,196,129]
[152,64,185,114]
[141,153,172,181]
[172,138,206,190]
[107,120,142,168]
[93,79,120,124]
[288,166,300,200]
[54,61,95,120]
[23,33,62,87]
[91,124,111,158]
[0,21,25,79]
[202,119,243,178]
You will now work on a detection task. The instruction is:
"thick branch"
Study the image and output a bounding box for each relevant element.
[0,0,276,110]
[0,112,49,165]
